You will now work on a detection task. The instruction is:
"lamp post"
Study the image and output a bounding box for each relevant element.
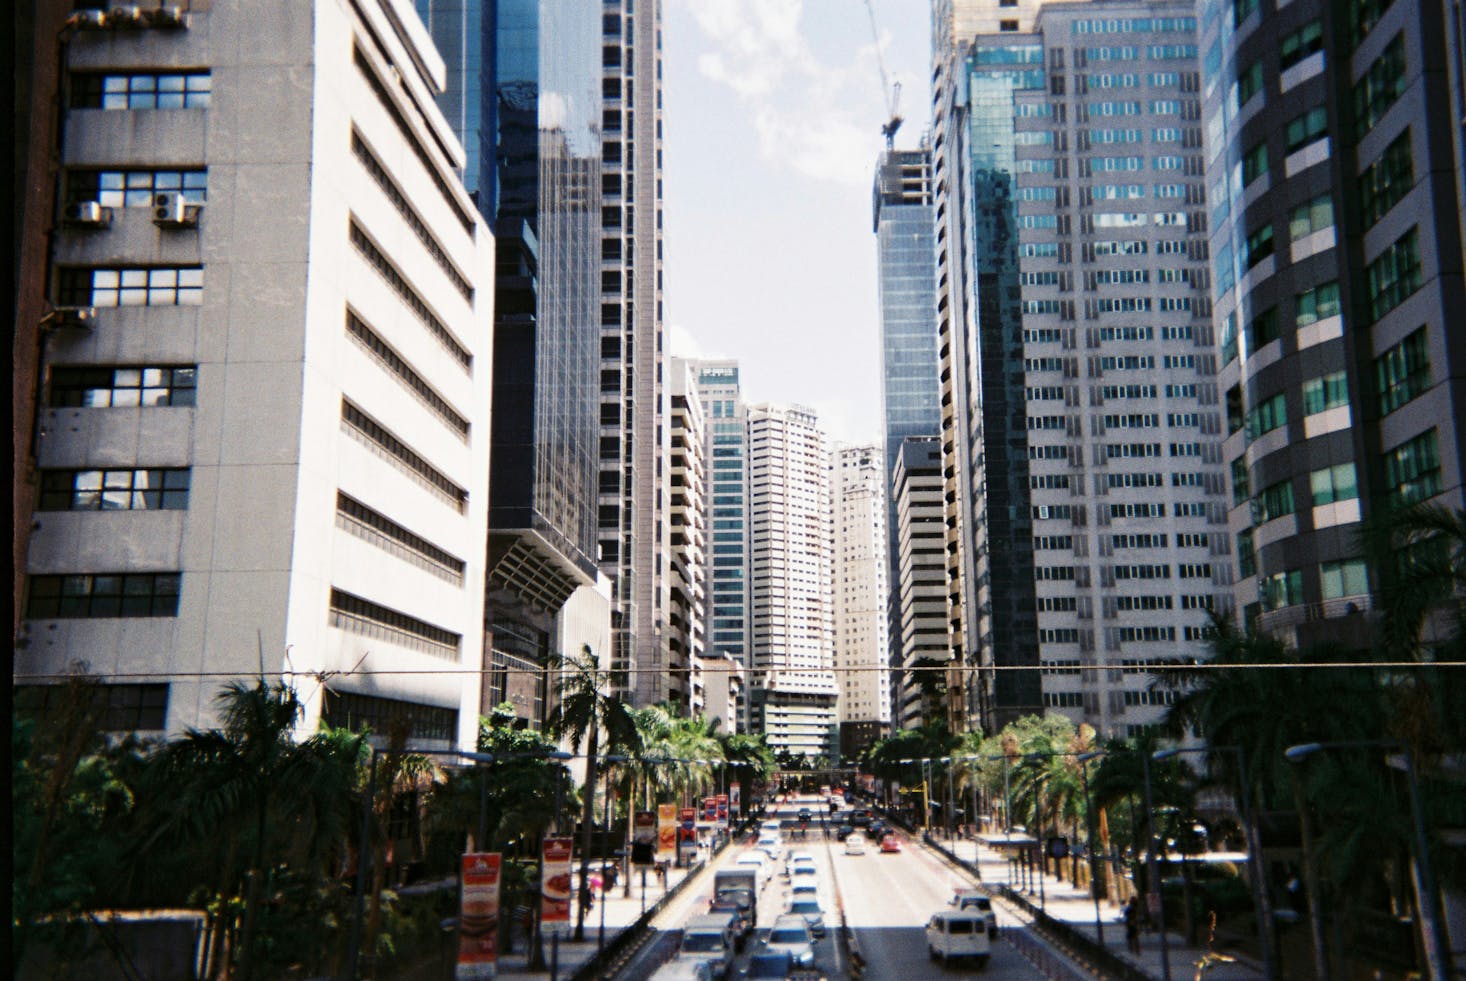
[1077,751,1105,948]
[1141,750,1172,981]
[1286,741,1452,981]
[1153,746,1275,981]
[598,754,626,951]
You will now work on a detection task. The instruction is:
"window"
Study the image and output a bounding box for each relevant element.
[67,169,206,207]
[346,311,470,438]
[1242,142,1268,186]
[1280,21,1324,70]
[1244,223,1274,268]
[1354,34,1406,135]
[1285,107,1329,154]
[1310,462,1359,505]
[336,492,466,582]
[48,365,196,407]
[1302,371,1349,415]
[350,222,472,370]
[1236,60,1265,105]
[1376,327,1430,415]
[1348,0,1397,47]
[1295,282,1341,327]
[71,71,211,109]
[1221,313,1238,364]
[26,572,182,618]
[1261,569,1303,610]
[341,400,468,511]
[1321,560,1369,599]
[1359,130,1413,228]
[1233,0,1259,25]
[1365,227,1422,322]
[14,683,169,731]
[321,689,459,744]
[1237,531,1256,577]
[38,468,190,511]
[1383,429,1441,504]
[1248,392,1287,438]
[1231,457,1250,504]
[328,588,461,659]
[1289,194,1334,240]
[58,267,203,307]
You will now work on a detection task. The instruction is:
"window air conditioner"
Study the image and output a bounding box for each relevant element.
[63,200,111,228]
[153,192,201,228]
[53,307,99,330]
[67,9,109,29]
[108,6,144,27]
[145,5,188,28]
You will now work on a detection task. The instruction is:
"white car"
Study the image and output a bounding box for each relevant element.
[735,852,771,889]
[844,834,867,856]
[926,910,992,968]
[761,914,816,967]
[789,881,819,900]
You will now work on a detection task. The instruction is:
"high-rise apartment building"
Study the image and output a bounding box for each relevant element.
[692,360,752,712]
[892,437,948,729]
[747,403,838,762]
[667,359,707,715]
[1013,2,1229,737]
[1203,0,1466,643]
[16,0,493,747]
[872,143,941,590]
[832,445,891,759]
[417,0,604,717]
[600,0,669,708]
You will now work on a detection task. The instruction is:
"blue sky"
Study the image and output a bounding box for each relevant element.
[662,0,933,446]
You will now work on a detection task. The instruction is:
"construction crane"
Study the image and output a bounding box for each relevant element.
[863,0,903,148]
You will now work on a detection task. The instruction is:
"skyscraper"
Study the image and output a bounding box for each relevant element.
[1203,0,1466,642]
[891,436,948,730]
[17,0,493,746]
[747,403,838,762]
[418,0,604,703]
[667,358,708,715]
[600,0,669,709]
[832,444,891,759]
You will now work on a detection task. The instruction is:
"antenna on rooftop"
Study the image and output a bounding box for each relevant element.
[863,0,904,149]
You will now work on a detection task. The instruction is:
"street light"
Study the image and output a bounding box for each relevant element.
[1285,740,1453,981]
[1142,749,1173,981]
[1153,745,1275,981]
[1077,750,1106,949]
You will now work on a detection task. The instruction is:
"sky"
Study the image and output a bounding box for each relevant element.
[662,0,933,447]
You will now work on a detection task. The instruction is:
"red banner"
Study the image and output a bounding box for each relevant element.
[458,852,501,978]
[714,794,729,825]
[679,806,697,843]
[540,837,572,926]
[703,796,718,822]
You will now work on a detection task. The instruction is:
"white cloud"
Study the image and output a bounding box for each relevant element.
[668,320,720,362]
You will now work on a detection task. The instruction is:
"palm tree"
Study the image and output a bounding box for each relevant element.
[544,645,639,941]
[142,679,359,980]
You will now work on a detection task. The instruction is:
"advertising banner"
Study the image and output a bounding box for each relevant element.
[457,852,502,979]
[678,806,697,842]
[714,794,729,825]
[729,782,740,819]
[703,796,718,823]
[633,810,657,867]
[657,803,677,862]
[540,837,572,928]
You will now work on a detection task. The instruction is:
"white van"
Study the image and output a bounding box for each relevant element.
[925,910,992,968]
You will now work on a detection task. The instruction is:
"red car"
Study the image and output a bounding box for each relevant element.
[880,834,902,853]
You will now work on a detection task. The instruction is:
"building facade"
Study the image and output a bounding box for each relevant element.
[417,0,604,721]
[892,437,949,730]
[832,444,891,758]
[16,0,493,748]
[600,0,669,709]
[747,403,838,762]
[1203,0,1466,644]
[667,358,707,715]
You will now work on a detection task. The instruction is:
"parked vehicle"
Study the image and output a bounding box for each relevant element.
[680,912,738,980]
[925,910,992,968]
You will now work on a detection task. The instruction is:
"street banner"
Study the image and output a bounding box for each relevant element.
[729,782,740,818]
[457,852,501,979]
[657,803,677,862]
[633,810,657,867]
[678,806,697,842]
[714,794,729,825]
[703,796,718,823]
[540,837,572,928]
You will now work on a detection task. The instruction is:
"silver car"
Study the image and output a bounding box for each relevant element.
[761,914,816,967]
[786,897,826,937]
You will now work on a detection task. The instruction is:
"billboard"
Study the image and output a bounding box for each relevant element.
[633,810,657,867]
[458,852,502,979]
[657,804,677,862]
[540,837,573,927]
[729,782,740,818]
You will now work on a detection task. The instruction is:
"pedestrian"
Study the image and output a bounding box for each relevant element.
[1124,897,1142,955]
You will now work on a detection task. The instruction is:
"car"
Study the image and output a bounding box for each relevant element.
[709,891,755,949]
[950,888,999,939]
[761,915,816,967]
[835,823,854,840]
[789,863,818,883]
[789,881,819,899]
[880,834,902,853]
[741,951,794,979]
[788,850,817,865]
[680,912,738,980]
[785,897,827,937]
[868,819,887,838]
[653,957,719,981]
[797,807,812,822]
[757,836,783,860]
[926,909,992,968]
[844,833,867,856]
[850,809,872,828]
[736,852,771,889]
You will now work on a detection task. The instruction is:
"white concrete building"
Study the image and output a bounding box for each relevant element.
[892,437,949,729]
[832,444,890,754]
[16,0,492,750]
[668,359,708,717]
[747,403,837,762]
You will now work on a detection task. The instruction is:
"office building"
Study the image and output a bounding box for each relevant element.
[747,403,838,762]
[667,359,707,715]
[832,444,891,759]
[600,0,670,709]
[16,0,493,747]
[1204,0,1466,643]
[417,0,604,719]
[891,437,948,729]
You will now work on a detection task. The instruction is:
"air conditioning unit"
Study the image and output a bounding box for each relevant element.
[153,192,201,228]
[107,5,144,27]
[54,307,99,330]
[67,8,109,29]
[145,5,188,28]
[63,200,111,228]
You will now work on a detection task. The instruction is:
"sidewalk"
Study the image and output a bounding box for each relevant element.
[930,833,1265,981]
